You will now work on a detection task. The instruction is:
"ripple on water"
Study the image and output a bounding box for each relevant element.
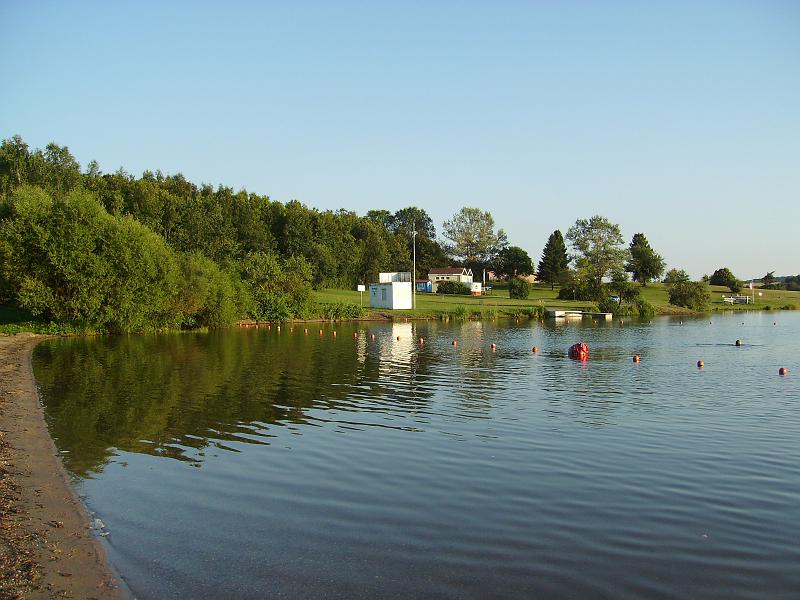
[33,313,800,599]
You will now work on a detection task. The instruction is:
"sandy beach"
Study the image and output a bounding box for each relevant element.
[0,333,120,599]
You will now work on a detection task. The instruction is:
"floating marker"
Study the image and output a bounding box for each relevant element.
[633,355,641,363]
[697,360,705,368]
[397,336,401,341]
[371,334,376,341]
[735,339,742,347]
[332,331,337,337]
[319,329,323,335]
[452,340,458,346]
[532,346,539,353]
[491,343,497,351]
[419,337,424,344]
[304,328,308,334]
[779,367,788,376]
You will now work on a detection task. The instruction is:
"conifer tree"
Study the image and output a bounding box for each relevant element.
[537,230,569,289]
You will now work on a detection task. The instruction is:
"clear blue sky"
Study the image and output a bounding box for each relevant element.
[2,0,798,278]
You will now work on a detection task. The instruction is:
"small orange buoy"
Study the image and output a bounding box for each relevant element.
[290,327,294,332]
[371,334,376,341]
[697,360,705,368]
[319,329,323,335]
[419,337,424,344]
[735,339,742,347]
[353,332,358,338]
[267,324,271,330]
[491,343,496,351]
[532,346,539,353]
[633,355,641,363]
[397,336,401,341]
[333,331,337,337]
[452,340,458,346]
[779,367,788,376]
[304,328,308,334]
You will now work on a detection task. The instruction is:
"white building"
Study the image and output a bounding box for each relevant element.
[369,272,413,309]
[428,267,474,292]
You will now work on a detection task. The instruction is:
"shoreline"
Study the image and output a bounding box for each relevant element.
[0,333,121,599]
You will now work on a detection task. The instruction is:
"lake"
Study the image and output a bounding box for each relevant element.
[33,312,800,599]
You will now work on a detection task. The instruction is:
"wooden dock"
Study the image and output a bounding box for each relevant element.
[545,309,613,321]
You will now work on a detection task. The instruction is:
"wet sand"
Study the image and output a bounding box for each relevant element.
[0,333,120,599]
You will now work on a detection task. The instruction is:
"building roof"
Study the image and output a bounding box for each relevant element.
[429,267,473,276]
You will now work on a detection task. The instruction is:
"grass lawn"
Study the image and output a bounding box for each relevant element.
[315,283,800,318]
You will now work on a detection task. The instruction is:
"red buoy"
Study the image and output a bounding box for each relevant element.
[532,346,539,353]
[779,367,788,376]
[568,342,589,361]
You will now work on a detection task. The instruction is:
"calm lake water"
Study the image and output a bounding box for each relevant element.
[33,313,800,599]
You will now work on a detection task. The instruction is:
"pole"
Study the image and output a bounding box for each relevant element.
[412,224,417,310]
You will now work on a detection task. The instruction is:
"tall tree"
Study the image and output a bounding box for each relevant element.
[566,215,628,299]
[625,232,666,286]
[537,230,569,289]
[391,206,436,238]
[441,207,507,270]
[495,246,533,280]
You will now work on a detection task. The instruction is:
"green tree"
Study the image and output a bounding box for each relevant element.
[537,230,569,289]
[0,134,31,195]
[664,268,690,284]
[710,267,742,293]
[566,215,628,299]
[442,207,507,270]
[508,278,530,299]
[762,271,776,289]
[668,280,711,310]
[391,206,436,238]
[626,232,665,286]
[0,186,184,331]
[495,246,533,280]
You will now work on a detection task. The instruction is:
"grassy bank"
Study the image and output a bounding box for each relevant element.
[315,283,800,319]
[3,285,797,334]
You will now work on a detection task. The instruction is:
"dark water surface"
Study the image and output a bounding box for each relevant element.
[33,313,800,599]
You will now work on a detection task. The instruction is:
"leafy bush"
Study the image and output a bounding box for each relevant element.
[519,305,546,319]
[436,281,470,295]
[710,267,742,293]
[0,186,185,332]
[452,305,470,319]
[508,278,530,299]
[635,299,656,318]
[668,281,710,311]
[316,302,365,321]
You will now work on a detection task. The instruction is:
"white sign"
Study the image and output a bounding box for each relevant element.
[357,284,366,292]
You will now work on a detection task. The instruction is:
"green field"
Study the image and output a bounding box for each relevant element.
[315,284,800,319]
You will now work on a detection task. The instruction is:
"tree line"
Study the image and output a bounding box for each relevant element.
[2,135,773,329]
